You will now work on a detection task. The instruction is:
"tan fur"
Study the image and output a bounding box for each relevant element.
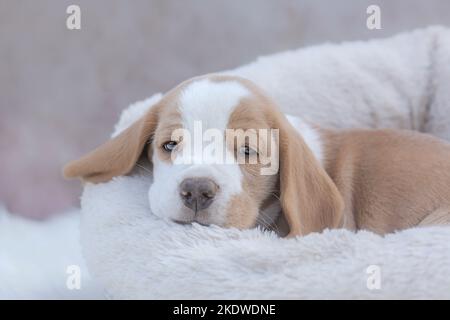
[418,208,450,226]
[63,105,161,183]
[229,79,344,237]
[321,128,450,234]
[223,96,279,229]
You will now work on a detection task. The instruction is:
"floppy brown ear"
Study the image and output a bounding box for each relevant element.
[276,116,344,237]
[63,105,160,183]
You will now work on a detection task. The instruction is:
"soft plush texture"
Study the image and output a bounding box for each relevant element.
[113,26,450,139]
[0,207,102,299]
[227,26,450,140]
[81,28,450,299]
[82,176,450,299]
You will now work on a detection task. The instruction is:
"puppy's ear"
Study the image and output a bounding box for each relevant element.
[276,115,344,237]
[63,104,160,183]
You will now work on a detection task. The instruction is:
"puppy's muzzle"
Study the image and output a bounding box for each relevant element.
[179,178,218,213]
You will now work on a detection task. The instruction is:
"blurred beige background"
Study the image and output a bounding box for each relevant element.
[1,0,449,218]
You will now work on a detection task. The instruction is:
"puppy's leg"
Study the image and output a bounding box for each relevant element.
[417,208,450,227]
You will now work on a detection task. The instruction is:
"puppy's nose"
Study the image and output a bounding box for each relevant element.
[179,178,218,212]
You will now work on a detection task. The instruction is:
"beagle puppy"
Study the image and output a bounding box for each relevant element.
[64,75,450,237]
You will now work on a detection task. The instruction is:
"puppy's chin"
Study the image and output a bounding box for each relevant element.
[172,219,211,227]
[169,209,222,227]
[193,212,214,226]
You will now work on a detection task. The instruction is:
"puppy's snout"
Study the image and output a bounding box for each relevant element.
[179,178,218,212]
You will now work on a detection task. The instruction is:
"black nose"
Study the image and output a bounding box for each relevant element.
[179,178,218,212]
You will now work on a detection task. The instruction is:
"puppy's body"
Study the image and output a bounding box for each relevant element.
[64,75,450,237]
[261,120,450,236]
[320,128,450,233]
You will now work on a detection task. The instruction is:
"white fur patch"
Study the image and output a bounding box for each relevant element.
[286,114,323,164]
[148,79,250,226]
[178,79,250,132]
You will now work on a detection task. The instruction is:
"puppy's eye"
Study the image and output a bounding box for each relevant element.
[240,145,258,155]
[162,141,178,152]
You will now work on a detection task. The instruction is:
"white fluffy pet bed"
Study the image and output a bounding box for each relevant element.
[80,27,450,299]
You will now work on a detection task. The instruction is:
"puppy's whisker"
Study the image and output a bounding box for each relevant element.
[270,193,281,201]
[135,162,152,175]
[264,211,280,233]
[257,213,279,233]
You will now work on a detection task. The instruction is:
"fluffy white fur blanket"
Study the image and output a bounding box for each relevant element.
[82,176,450,299]
[81,27,450,299]
[0,207,102,299]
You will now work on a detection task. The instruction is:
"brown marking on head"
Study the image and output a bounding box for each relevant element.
[217,76,344,236]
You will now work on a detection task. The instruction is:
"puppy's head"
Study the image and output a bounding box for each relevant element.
[64,75,343,236]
